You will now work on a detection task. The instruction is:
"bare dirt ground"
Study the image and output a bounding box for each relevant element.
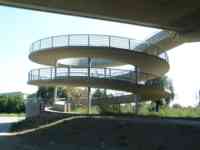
[0,115,200,150]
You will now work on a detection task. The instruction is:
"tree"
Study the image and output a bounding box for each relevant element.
[163,77,175,105]
[93,89,120,114]
[145,76,175,112]
[0,95,25,113]
[92,89,105,99]
[172,103,182,109]
[56,86,89,107]
[62,87,85,104]
[36,86,55,105]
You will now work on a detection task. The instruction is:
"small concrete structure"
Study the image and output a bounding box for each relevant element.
[25,98,40,118]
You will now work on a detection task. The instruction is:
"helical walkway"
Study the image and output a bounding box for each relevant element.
[28,34,170,106]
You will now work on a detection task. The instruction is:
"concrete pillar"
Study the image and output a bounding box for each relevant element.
[135,96,140,114]
[64,102,71,113]
[54,63,58,103]
[64,102,67,113]
[68,103,71,112]
[54,86,57,103]
[134,66,140,114]
[155,101,160,112]
[88,87,92,114]
[88,57,92,114]
[103,89,107,97]
[103,68,107,98]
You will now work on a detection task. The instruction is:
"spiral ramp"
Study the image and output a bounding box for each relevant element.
[28,34,170,106]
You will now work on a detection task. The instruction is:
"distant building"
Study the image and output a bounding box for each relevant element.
[0,91,29,99]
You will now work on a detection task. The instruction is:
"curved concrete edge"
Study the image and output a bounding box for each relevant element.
[0,116,87,136]
[28,78,170,99]
[1,115,200,137]
[29,46,169,77]
[57,57,125,68]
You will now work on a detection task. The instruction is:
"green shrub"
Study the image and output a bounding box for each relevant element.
[0,95,25,113]
[139,104,200,118]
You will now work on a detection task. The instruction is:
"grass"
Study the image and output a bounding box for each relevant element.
[158,107,200,117]
[70,105,200,118]
[9,105,200,132]
[72,106,99,114]
[138,105,200,118]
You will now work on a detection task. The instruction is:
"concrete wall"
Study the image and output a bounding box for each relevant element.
[25,98,40,118]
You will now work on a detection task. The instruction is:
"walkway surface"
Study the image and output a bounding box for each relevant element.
[0,115,200,150]
[0,117,24,133]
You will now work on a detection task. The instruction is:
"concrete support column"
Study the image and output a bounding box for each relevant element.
[54,63,58,103]
[135,95,140,114]
[88,87,92,114]
[103,68,107,98]
[54,86,57,103]
[103,89,107,97]
[64,102,71,113]
[134,66,140,114]
[88,57,92,114]
[64,102,67,113]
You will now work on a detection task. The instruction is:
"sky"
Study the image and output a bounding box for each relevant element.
[0,6,200,106]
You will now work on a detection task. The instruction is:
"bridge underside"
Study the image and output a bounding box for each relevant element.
[0,0,200,32]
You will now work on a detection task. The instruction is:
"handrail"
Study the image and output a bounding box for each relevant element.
[28,67,168,89]
[29,34,168,62]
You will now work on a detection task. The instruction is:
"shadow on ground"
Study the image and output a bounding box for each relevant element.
[1,114,200,150]
[0,122,11,133]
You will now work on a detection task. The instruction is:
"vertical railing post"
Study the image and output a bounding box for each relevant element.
[54,64,58,103]
[88,58,92,79]
[87,57,92,114]
[104,68,107,79]
[38,69,40,80]
[129,39,131,50]
[50,67,53,80]
[109,36,111,47]
[51,36,54,48]
[135,67,138,85]
[109,68,111,79]
[134,66,140,114]
[65,35,68,47]
[68,66,70,79]
[54,66,57,80]
[88,34,90,46]
[68,35,70,46]
[30,71,32,81]
[28,72,30,81]
[104,68,107,98]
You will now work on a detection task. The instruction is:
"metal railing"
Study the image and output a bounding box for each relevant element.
[29,34,169,62]
[28,67,158,84]
[28,67,167,90]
